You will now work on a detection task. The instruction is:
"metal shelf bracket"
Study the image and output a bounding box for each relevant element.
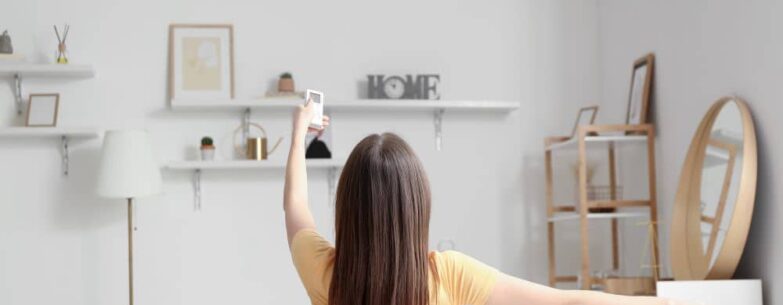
[61,136,70,176]
[434,108,445,151]
[328,166,339,206]
[242,108,251,146]
[14,73,23,116]
[193,169,202,211]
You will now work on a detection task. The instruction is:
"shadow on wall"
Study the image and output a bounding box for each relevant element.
[734,116,773,298]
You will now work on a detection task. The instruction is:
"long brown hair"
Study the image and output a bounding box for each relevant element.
[329,133,437,305]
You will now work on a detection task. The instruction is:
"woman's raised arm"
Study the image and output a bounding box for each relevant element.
[486,273,692,305]
[284,100,329,246]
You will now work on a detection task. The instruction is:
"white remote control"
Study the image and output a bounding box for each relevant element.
[306,89,324,129]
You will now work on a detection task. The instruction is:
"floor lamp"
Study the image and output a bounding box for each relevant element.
[96,130,162,305]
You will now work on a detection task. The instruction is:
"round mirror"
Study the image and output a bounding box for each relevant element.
[671,96,757,280]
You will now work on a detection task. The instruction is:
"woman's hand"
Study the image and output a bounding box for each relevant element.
[292,99,330,139]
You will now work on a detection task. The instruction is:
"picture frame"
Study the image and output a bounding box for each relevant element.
[168,24,234,102]
[26,93,60,127]
[625,53,655,126]
[571,105,598,138]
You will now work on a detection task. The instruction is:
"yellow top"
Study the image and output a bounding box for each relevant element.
[291,229,499,305]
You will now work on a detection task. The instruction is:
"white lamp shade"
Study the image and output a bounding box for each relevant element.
[96,130,162,199]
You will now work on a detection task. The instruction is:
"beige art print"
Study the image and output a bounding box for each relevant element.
[182,37,222,90]
[168,24,234,103]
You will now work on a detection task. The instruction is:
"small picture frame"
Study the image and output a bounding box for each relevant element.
[168,24,234,102]
[626,53,655,126]
[571,105,598,138]
[26,93,60,127]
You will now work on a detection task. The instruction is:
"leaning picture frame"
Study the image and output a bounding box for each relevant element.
[571,105,598,138]
[168,24,234,104]
[26,93,60,127]
[625,53,655,127]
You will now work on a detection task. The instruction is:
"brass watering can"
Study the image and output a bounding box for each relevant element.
[233,123,283,160]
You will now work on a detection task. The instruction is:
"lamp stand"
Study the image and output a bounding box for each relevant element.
[127,198,134,305]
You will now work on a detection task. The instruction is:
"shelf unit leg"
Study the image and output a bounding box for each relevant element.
[61,136,70,176]
[193,169,202,211]
[645,126,660,280]
[545,146,556,287]
[608,143,619,270]
[14,73,23,116]
[434,108,444,151]
[577,127,591,290]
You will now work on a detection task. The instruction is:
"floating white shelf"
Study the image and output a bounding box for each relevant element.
[0,127,101,176]
[170,98,519,112]
[548,211,648,223]
[163,158,344,211]
[0,127,100,139]
[546,135,648,151]
[163,159,344,170]
[0,63,95,78]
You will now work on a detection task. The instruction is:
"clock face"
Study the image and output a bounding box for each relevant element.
[383,76,406,99]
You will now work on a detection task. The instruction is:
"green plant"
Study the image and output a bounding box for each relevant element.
[280,72,293,79]
[201,136,214,147]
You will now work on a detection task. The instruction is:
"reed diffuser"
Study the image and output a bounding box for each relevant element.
[54,24,69,64]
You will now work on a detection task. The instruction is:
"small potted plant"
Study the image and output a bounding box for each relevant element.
[278,72,295,93]
[200,136,215,161]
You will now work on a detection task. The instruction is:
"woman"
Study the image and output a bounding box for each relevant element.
[285,102,685,305]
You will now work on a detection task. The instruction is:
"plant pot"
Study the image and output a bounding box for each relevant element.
[200,146,215,161]
[278,78,294,93]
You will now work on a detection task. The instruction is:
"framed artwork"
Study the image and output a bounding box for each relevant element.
[168,24,234,101]
[571,105,598,138]
[626,53,655,125]
[26,93,60,127]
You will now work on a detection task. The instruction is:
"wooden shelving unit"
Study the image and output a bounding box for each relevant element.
[544,124,659,291]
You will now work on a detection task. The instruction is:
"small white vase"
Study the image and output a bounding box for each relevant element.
[200,147,215,161]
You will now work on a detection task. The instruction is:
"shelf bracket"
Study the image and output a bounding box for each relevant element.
[14,73,23,116]
[61,136,70,176]
[241,108,251,147]
[328,166,338,207]
[434,108,445,151]
[193,169,202,211]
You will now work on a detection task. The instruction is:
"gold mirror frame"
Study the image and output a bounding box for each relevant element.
[671,96,757,280]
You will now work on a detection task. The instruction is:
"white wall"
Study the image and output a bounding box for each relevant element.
[596,0,783,303]
[0,0,603,304]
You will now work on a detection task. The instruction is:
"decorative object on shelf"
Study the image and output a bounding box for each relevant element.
[200,136,215,161]
[571,105,598,138]
[233,122,282,160]
[168,24,234,102]
[671,96,757,280]
[306,128,332,159]
[367,74,440,99]
[53,24,70,64]
[96,130,162,305]
[278,72,294,92]
[625,53,654,126]
[26,93,59,127]
[0,30,13,54]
